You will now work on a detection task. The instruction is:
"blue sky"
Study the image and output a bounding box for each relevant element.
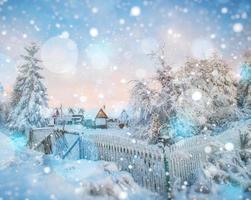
[0,0,250,112]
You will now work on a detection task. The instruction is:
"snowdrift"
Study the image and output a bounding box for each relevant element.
[0,130,159,200]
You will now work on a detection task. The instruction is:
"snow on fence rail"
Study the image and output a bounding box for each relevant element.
[85,133,168,194]
[28,127,54,150]
[28,127,67,154]
[27,126,242,195]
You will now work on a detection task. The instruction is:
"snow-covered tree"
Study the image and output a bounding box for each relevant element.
[119,109,129,126]
[0,83,4,123]
[149,113,161,144]
[68,107,75,115]
[0,103,4,124]
[129,79,157,138]
[0,82,3,95]
[130,50,239,140]
[151,47,180,125]
[78,108,85,115]
[8,43,48,132]
[130,79,153,125]
[237,51,251,111]
[0,84,10,124]
[239,126,251,163]
[149,47,182,141]
[8,49,33,125]
[0,102,10,125]
[68,107,85,115]
[175,55,239,133]
[130,47,179,139]
[9,73,25,108]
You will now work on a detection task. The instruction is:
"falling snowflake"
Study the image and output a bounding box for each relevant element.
[130,6,141,16]
[204,146,212,154]
[225,142,234,151]
[89,28,98,37]
[128,164,133,169]
[192,91,202,101]
[221,7,228,14]
[120,78,126,84]
[119,18,125,25]
[43,166,51,174]
[118,192,128,200]
[92,7,98,14]
[1,30,6,36]
[79,96,87,103]
[233,23,243,33]
[60,31,70,39]
[98,93,104,99]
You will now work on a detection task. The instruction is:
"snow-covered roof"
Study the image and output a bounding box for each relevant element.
[51,107,84,116]
[95,108,108,119]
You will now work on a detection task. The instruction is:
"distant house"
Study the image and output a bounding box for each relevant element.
[53,107,84,126]
[95,108,108,129]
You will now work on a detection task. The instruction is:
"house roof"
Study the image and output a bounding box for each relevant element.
[95,108,108,119]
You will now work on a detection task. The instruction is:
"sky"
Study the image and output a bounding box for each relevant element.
[0,0,250,114]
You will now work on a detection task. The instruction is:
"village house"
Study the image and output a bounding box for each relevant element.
[95,108,108,129]
[52,107,85,126]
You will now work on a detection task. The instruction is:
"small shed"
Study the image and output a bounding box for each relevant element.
[95,108,108,129]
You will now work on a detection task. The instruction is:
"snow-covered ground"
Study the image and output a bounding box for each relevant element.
[0,128,160,200]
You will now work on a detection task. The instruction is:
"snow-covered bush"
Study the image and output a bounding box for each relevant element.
[172,125,251,200]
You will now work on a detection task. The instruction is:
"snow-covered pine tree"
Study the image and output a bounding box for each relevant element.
[68,107,75,115]
[78,108,85,115]
[8,43,48,132]
[0,83,3,123]
[7,56,28,124]
[237,51,251,111]
[0,103,3,124]
[10,70,25,108]
[0,82,3,95]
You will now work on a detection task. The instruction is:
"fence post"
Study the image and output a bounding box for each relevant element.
[163,148,171,199]
[28,129,34,148]
[79,133,83,159]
